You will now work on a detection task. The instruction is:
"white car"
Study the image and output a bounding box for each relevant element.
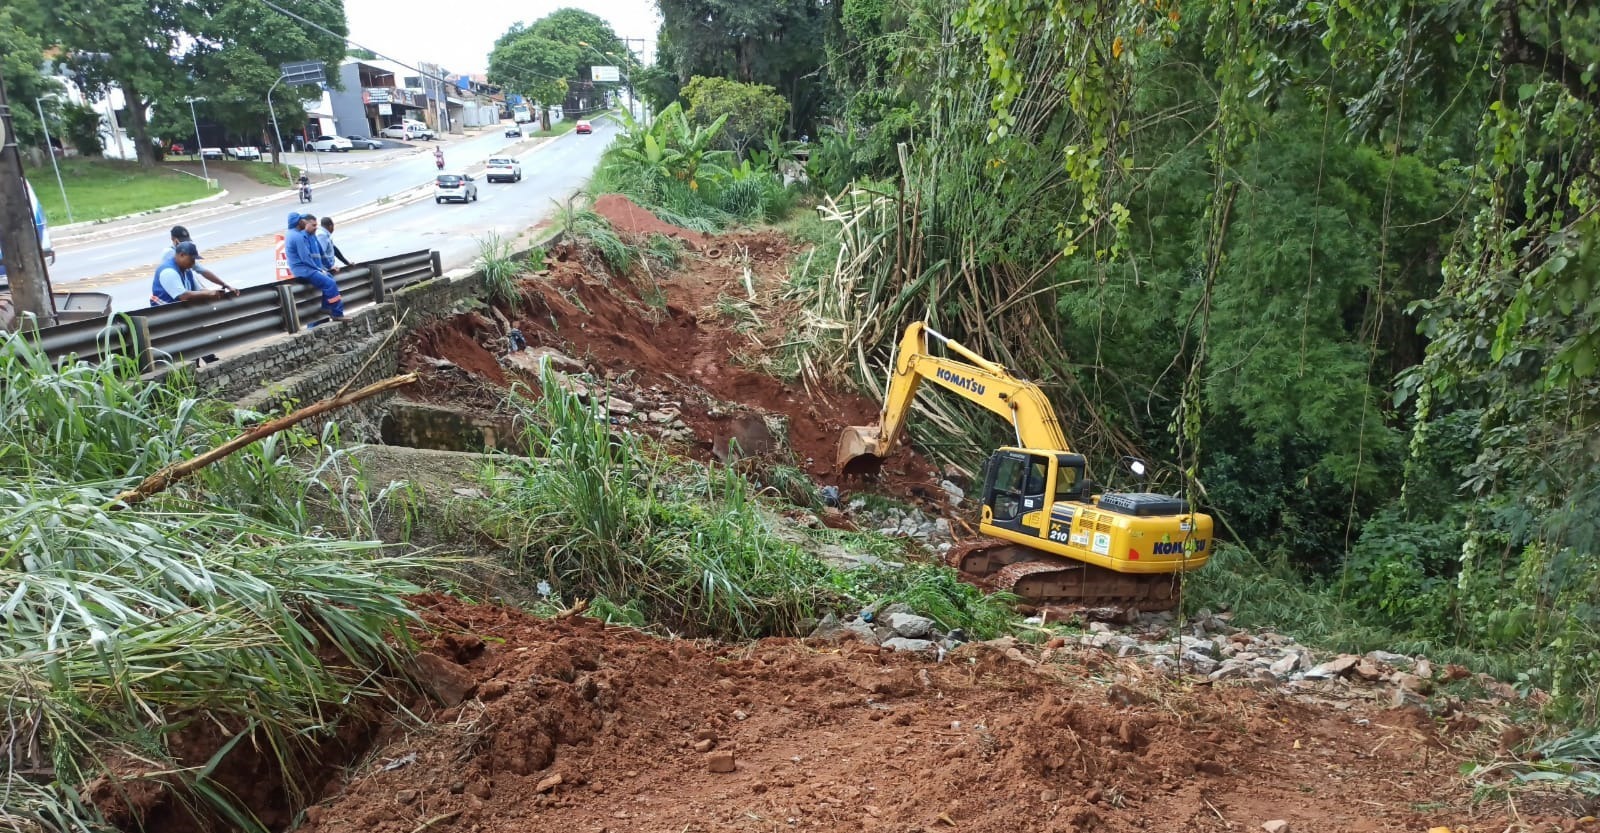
[200,147,225,160]
[434,173,478,203]
[380,122,434,140]
[485,157,521,183]
[226,146,261,160]
[308,135,353,152]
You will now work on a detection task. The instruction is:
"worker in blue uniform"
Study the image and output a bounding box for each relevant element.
[285,211,346,323]
[150,241,235,305]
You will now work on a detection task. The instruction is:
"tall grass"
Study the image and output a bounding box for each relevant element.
[0,335,435,831]
[476,231,523,305]
[476,369,1016,639]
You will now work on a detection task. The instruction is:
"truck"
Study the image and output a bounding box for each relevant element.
[512,104,532,124]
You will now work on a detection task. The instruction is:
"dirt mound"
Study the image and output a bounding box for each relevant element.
[401,230,940,498]
[592,193,712,250]
[298,596,1538,833]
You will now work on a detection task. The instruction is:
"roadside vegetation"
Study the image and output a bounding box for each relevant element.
[0,336,435,831]
[23,157,213,224]
[473,369,1015,641]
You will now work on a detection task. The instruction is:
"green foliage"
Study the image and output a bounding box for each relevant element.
[558,205,634,273]
[654,0,830,135]
[682,75,791,155]
[0,1,59,148]
[476,231,522,305]
[489,32,580,131]
[61,103,104,156]
[515,8,628,84]
[0,334,436,831]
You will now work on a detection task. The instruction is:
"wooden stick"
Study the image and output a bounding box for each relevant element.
[111,373,418,509]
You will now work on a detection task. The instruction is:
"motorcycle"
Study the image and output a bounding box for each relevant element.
[298,177,313,203]
[434,150,445,170]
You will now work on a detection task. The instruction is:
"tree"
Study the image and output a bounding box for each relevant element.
[174,0,347,164]
[681,76,789,156]
[523,8,626,83]
[655,0,831,136]
[47,0,186,167]
[488,32,578,131]
[0,1,61,150]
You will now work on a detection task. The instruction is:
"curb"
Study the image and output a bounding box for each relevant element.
[55,176,350,247]
[52,188,233,236]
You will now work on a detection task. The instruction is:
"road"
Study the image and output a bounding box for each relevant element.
[55,121,618,310]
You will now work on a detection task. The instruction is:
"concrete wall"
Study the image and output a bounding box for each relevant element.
[331,64,373,138]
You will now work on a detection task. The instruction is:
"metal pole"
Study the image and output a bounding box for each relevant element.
[267,73,290,181]
[187,97,209,188]
[35,97,73,223]
[103,96,126,159]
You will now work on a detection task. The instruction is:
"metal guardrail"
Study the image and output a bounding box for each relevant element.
[27,250,441,370]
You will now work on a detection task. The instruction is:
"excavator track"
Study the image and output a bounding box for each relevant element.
[946,537,1181,612]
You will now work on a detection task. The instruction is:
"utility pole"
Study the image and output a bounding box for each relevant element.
[0,72,55,330]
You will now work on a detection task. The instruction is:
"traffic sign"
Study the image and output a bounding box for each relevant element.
[279,61,326,86]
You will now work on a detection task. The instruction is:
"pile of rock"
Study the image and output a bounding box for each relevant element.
[847,499,954,550]
[1076,610,1450,705]
[808,603,968,655]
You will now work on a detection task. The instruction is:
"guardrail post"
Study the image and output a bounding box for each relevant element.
[276,284,301,333]
[430,250,442,277]
[370,263,387,304]
[127,315,155,374]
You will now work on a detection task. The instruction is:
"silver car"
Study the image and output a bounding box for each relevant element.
[434,173,478,204]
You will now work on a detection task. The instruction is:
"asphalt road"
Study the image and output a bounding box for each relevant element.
[55,121,617,310]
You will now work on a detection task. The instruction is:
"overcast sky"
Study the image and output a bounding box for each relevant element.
[343,0,661,77]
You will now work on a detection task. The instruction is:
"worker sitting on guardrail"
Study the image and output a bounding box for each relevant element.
[150,242,238,306]
[317,216,353,271]
[285,211,347,323]
[165,225,237,296]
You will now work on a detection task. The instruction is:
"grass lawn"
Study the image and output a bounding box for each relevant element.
[528,120,580,138]
[208,159,303,188]
[23,158,214,225]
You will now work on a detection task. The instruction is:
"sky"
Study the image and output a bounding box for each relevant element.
[343,0,661,77]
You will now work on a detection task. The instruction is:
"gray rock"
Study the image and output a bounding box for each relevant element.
[888,612,937,640]
[1179,635,1215,656]
[1366,650,1413,669]
[940,479,965,507]
[873,625,896,643]
[1209,659,1256,681]
[1269,653,1301,675]
[881,637,938,654]
[1181,650,1218,675]
[842,619,879,645]
[606,396,636,415]
[848,498,867,512]
[1304,654,1360,680]
[933,518,952,538]
[808,613,844,640]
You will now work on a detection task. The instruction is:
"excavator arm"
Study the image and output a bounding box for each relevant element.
[838,322,1071,470]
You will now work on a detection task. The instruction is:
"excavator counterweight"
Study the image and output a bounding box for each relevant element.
[839,322,1212,613]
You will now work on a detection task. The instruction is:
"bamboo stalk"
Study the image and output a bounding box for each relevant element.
[110,373,418,509]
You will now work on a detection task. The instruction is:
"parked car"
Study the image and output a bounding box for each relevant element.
[504,124,521,138]
[485,157,521,183]
[226,146,261,160]
[200,147,225,160]
[308,135,354,153]
[575,119,593,135]
[379,121,435,140]
[345,135,383,150]
[434,173,478,203]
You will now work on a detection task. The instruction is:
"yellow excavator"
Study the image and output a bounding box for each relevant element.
[837,322,1213,611]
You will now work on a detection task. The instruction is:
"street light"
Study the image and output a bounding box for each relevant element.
[186,95,210,188]
[34,97,73,223]
[576,41,638,122]
[267,73,291,181]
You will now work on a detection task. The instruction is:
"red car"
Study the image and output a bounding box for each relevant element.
[575,120,592,135]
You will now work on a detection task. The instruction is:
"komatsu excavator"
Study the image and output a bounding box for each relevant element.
[837,322,1212,611]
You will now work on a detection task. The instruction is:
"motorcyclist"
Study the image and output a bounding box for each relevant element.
[297,173,312,202]
[434,147,445,170]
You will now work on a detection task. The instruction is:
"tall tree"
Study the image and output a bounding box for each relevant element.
[488,33,579,131]
[523,8,627,83]
[0,1,60,151]
[48,0,186,167]
[681,76,789,156]
[655,0,831,136]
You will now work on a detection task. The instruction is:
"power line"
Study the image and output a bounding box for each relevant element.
[253,0,576,88]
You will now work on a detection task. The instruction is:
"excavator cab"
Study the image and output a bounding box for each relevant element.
[980,449,1089,538]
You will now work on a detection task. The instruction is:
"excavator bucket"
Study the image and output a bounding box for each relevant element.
[836,425,884,474]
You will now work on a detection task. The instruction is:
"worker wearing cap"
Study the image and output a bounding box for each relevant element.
[285,211,346,322]
[164,225,237,296]
[150,242,236,305]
